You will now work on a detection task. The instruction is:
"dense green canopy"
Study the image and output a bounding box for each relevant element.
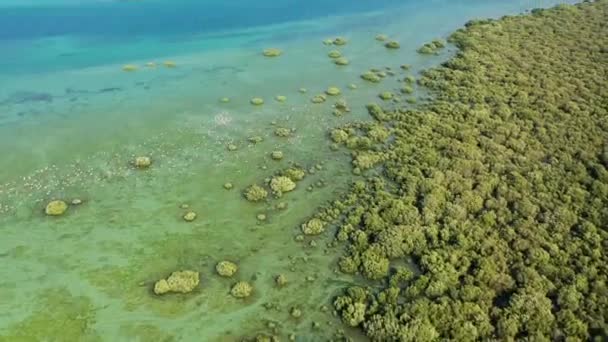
[325,1,608,340]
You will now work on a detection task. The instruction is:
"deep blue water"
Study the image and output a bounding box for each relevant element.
[0,0,405,40]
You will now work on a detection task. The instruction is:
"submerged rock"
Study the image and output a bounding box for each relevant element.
[375,34,388,41]
[45,200,68,216]
[153,270,199,295]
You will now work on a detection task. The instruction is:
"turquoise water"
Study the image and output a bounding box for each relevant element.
[0,0,576,341]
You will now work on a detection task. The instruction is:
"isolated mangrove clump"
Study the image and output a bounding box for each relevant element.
[134,156,152,168]
[230,281,253,298]
[417,38,446,54]
[275,274,288,287]
[282,167,306,181]
[301,218,326,235]
[163,61,177,68]
[270,151,284,160]
[334,57,350,66]
[375,34,388,41]
[378,91,394,101]
[333,37,348,46]
[216,261,238,277]
[325,2,608,340]
[327,50,342,58]
[384,41,400,49]
[153,270,199,295]
[250,97,264,105]
[122,64,138,72]
[311,94,327,104]
[325,87,341,96]
[270,176,296,195]
[360,71,381,83]
[274,127,291,137]
[400,85,414,94]
[290,307,302,318]
[275,95,287,102]
[262,48,282,57]
[244,184,268,202]
[183,211,197,222]
[248,136,264,144]
[333,99,351,116]
[45,200,68,216]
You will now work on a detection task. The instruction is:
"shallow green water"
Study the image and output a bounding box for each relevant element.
[0,0,577,340]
